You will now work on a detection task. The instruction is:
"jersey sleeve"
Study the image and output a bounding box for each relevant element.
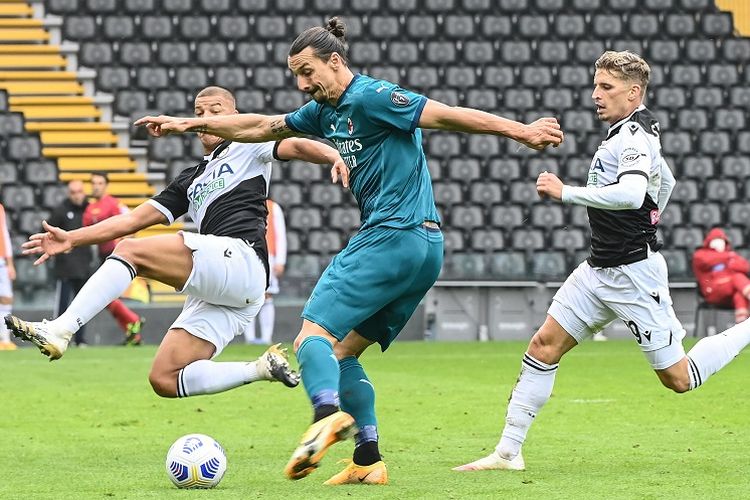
[255,140,283,163]
[363,82,427,133]
[147,166,196,224]
[616,123,652,180]
[285,100,324,138]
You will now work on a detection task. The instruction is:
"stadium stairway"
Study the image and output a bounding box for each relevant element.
[0,0,183,303]
[716,0,750,34]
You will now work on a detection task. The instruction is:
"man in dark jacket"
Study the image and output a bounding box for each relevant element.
[48,180,94,346]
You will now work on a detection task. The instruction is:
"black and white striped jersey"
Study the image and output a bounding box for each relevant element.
[586,105,664,267]
[148,140,282,278]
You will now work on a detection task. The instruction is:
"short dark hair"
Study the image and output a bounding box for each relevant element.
[91,171,109,183]
[288,16,349,65]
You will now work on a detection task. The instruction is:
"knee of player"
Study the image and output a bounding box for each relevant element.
[527,334,561,364]
[148,370,178,398]
[0,296,12,305]
[112,239,143,269]
[664,378,691,394]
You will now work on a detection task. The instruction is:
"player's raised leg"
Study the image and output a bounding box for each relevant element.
[149,328,298,398]
[454,315,577,471]
[6,234,193,360]
[324,332,387,485]
[284,320,356,480]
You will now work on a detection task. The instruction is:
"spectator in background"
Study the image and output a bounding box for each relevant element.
[244,198,287,345]
[49,180,94,347]
[0,202,16,351]
[692,227,750,323]
[83,172,144,345]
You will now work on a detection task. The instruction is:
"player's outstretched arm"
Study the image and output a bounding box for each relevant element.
[538,171,647,209]
[134,113,298,143]
[22,203,166,265]
[276,138,349,188]
[417,100,564,150]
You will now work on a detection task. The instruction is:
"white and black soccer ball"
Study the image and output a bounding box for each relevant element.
[165,433,227,489]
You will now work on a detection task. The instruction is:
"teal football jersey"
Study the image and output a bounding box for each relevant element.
[285,74,440,230]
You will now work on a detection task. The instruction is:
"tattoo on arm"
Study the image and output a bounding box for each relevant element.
[269,118,294,138]
[186,123,208,134]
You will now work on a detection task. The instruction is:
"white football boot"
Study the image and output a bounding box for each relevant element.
[4,315,73,361]
[453,450,525,471]
[256,343,300,388]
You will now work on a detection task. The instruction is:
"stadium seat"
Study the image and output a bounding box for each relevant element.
[688,203,722,228]
[464,41,494,64]
[48,0,79,13]
[655,87,687,109]
[175,68,208,91]
[433,182,463,208]
[531,251,568,280]
[686,39,716,62]
[559,65,590,87]
[612,39,644,54]
[721,156,750,178]
[670,65,702,86]
[155,90,187,114]
[115,90,149,116]
[232,90,264,112]
[702,12,733,37]
[468,135,500,158]
[593,14,624,37]
[563,110,596,132]
[666,14,695,36]
[484,67,515,88]
[566,204,589,228]
[253,67,287,89]
[660,249,689,278]
[444,15,474,38]
[521,66,552,88]
[0,113,23,136]
[328,207,360,232]
[425,42,456,64]
[447,158,481,183]
[680,0,711,10]
[255,16,287,38]
[214,67,247,90]
[659,203,683,227]
[269,184,303,208]
[307,230,342,255]
[406,15,436,38]
[698,131,731,156]
[80,42,113,67]
[471,229,504,251]
[682,156,714,178]
[234,43,267,65]
[705,180,737,202]
[730,87,750,109]
[197,43,229,65]
[488,159,521,181]
[124,0,153,11]
[714,109,746,131]
[406,67,439,90]
[728,202,750,225]
[509,181,537,204]
[369,66,401,83]
[677,109,708,131]
[285,255,321,279]
[164,0,193,12]
[23,160,57,184]
[18,209,51,234]
[738,132,750,154]
[369,16,399,38]
[430,90,459,107]
[481,16,512,37]
[660,131,691,156]
[442,253,486,280]
[157,42,190,65]
[518,15,549,38]
[350,42,381,65]
[14,258,49,290]
[141,16,173,39]
[118,42,150,66]
[628,14,659,37]
[446,67,477,88]
[723,227,744,248]
[64,16,97,40]
[708,65,739,86]
[450,205,485,229]
[671,226,704,250]
[555,14,586,38]
[463,0,491,11]
[692,86,724,108]
[442,228,465,253]
[0,163,17,184]
[723,39,750,62]
[542,89,573,110]
[502,88,535,110]
[538,40,569,64]
[465,89,497,110]
[526,158,559,179]
[149,136,185,161]
[8,138,41,161]
[288,207,323,230]
[671,179,699,204]
[511,228,545,250]
[41,184,67,208]
[428,134,460,158]
[531,204,564,228]
[489,252,527,279]
[470,183,502,207]
[103,16,134,40]
[501,42,533,64]
[309,184,343,206]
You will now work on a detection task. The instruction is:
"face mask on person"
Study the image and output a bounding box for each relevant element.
[709,238,727,252]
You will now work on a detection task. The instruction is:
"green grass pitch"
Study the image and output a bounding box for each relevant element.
[2,340,748,499]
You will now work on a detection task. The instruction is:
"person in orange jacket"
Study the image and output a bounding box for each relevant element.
[692,227,750,323]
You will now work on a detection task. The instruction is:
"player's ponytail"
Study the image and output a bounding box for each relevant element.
[289,16,349,65]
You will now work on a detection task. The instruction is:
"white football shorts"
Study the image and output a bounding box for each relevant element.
[0,258,12,298]
[548,250,686,370]
[171,232,266,355]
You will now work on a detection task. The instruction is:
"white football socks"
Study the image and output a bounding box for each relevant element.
[54,256,136,334]
[0,303,11,342]
[258,300,275,344]
[177,360,262,397]
[496,352,558,460]
[687,318,750,390]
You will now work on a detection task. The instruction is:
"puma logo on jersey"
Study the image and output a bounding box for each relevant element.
[375,83,388,93]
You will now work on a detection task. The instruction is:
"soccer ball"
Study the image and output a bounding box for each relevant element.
[165,434,227,489]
